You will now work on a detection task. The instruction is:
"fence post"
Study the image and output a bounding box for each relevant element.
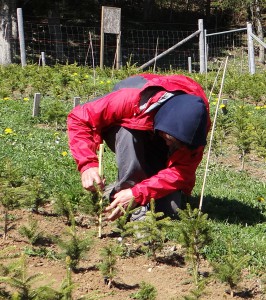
[41,52,46,66]
[247,22,255,75]
[188,57,192,73]
[198,19,205,73]
[32,93,41,117]
[204,29,208,72]
[17,8,27,67]
[73,97,80,107]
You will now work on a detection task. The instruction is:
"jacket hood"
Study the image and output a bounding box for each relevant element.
[154,94,208,147]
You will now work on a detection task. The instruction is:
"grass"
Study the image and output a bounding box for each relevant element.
[0,64,265,277]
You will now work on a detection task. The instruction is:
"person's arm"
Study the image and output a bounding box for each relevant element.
[67,89,139,189]
[103,146,204,221]
[131,146,204,205]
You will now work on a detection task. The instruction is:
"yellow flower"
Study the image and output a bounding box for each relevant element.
[220,104,226,109]
[72,72,78,76]
[61,151,68,156]
[100,81,104,84]
[257,196,265,202]
[211,101,217,105]
[4,128,13,134]
[23,97,29,101]
[255,106,261,110]
[106,80,111,84]
[84,74,89,79]
[3,97,10,100]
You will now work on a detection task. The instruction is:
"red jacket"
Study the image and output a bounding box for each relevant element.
[67,74,210,205]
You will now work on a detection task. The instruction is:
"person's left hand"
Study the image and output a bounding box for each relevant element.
[104,188,137,221]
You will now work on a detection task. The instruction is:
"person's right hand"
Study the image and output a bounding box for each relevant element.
[81,167,104,191]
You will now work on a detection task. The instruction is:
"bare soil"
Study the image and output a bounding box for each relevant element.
[0,152,265,300]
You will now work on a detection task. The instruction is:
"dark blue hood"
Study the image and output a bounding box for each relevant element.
[154,94,208,147]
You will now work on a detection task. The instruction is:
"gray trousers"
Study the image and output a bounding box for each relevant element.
[103,126,187,219]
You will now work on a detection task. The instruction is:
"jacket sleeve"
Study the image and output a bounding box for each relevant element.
[67,89,139,173]
[131,146,204,205]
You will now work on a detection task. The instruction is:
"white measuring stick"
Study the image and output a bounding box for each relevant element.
[199,56,229,211]
[98,143,104,238]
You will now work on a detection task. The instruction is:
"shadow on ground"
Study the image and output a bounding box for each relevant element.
[189,195,266,225]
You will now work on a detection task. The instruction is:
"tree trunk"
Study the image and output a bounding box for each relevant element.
[143,0,155,22]
[205,0,211,24]
[254,0,265,64]
[0,0,17,65]
[48,1,64,63]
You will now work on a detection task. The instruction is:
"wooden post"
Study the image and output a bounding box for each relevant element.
[247,22,255,75]
[32,93,41,117]
[73,97,80,107]
[198,19,206,73]
[41,52,46,66]
[188,56,192,73]
[17,8,27,67]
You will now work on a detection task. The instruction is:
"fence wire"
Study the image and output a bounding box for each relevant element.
[9,21,264,72]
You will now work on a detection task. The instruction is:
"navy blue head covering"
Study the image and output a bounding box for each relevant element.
[154,94,207,147]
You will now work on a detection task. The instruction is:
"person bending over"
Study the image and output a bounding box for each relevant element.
[67,73,210,221]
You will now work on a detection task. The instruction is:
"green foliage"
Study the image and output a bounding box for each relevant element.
[125,200,173,261]
[250,114,266,158]
[98,243,122,288]
[20,176,49,213]
[112,198,136,238]
[233,105,253,170]
[53,193,77,224]
[55,222,93,271]
[180,279,206,300]
[130,281,157,300]
[39,99,69,130]
[0,253,59,300]
[212,240,250,296]
[18,216,44,246]
[176,204,211,288]
[59,256,75,300]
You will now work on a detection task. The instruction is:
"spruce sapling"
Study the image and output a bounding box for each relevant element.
[125,199,173,261]
[98,243,122,288]
[212,240,250,297]
[18,216,44,246]
[0,253,58,299]
[130,281,157,300]
[55,217,93,272]
[60,256,75,300]
[176,204,211,294]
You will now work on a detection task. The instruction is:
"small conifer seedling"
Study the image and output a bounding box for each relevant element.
[212,240,250,297]
[55,220,93,272]
[98,243,122,288]
[125,199,173,261]
[177,204,211,295]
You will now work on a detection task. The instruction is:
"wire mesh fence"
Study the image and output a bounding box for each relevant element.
[10,20,265,73]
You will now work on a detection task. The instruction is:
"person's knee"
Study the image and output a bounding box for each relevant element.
[155,191,189,219]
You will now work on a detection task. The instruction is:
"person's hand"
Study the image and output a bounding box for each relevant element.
[81,167,104,191]
[104,188,137,221]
